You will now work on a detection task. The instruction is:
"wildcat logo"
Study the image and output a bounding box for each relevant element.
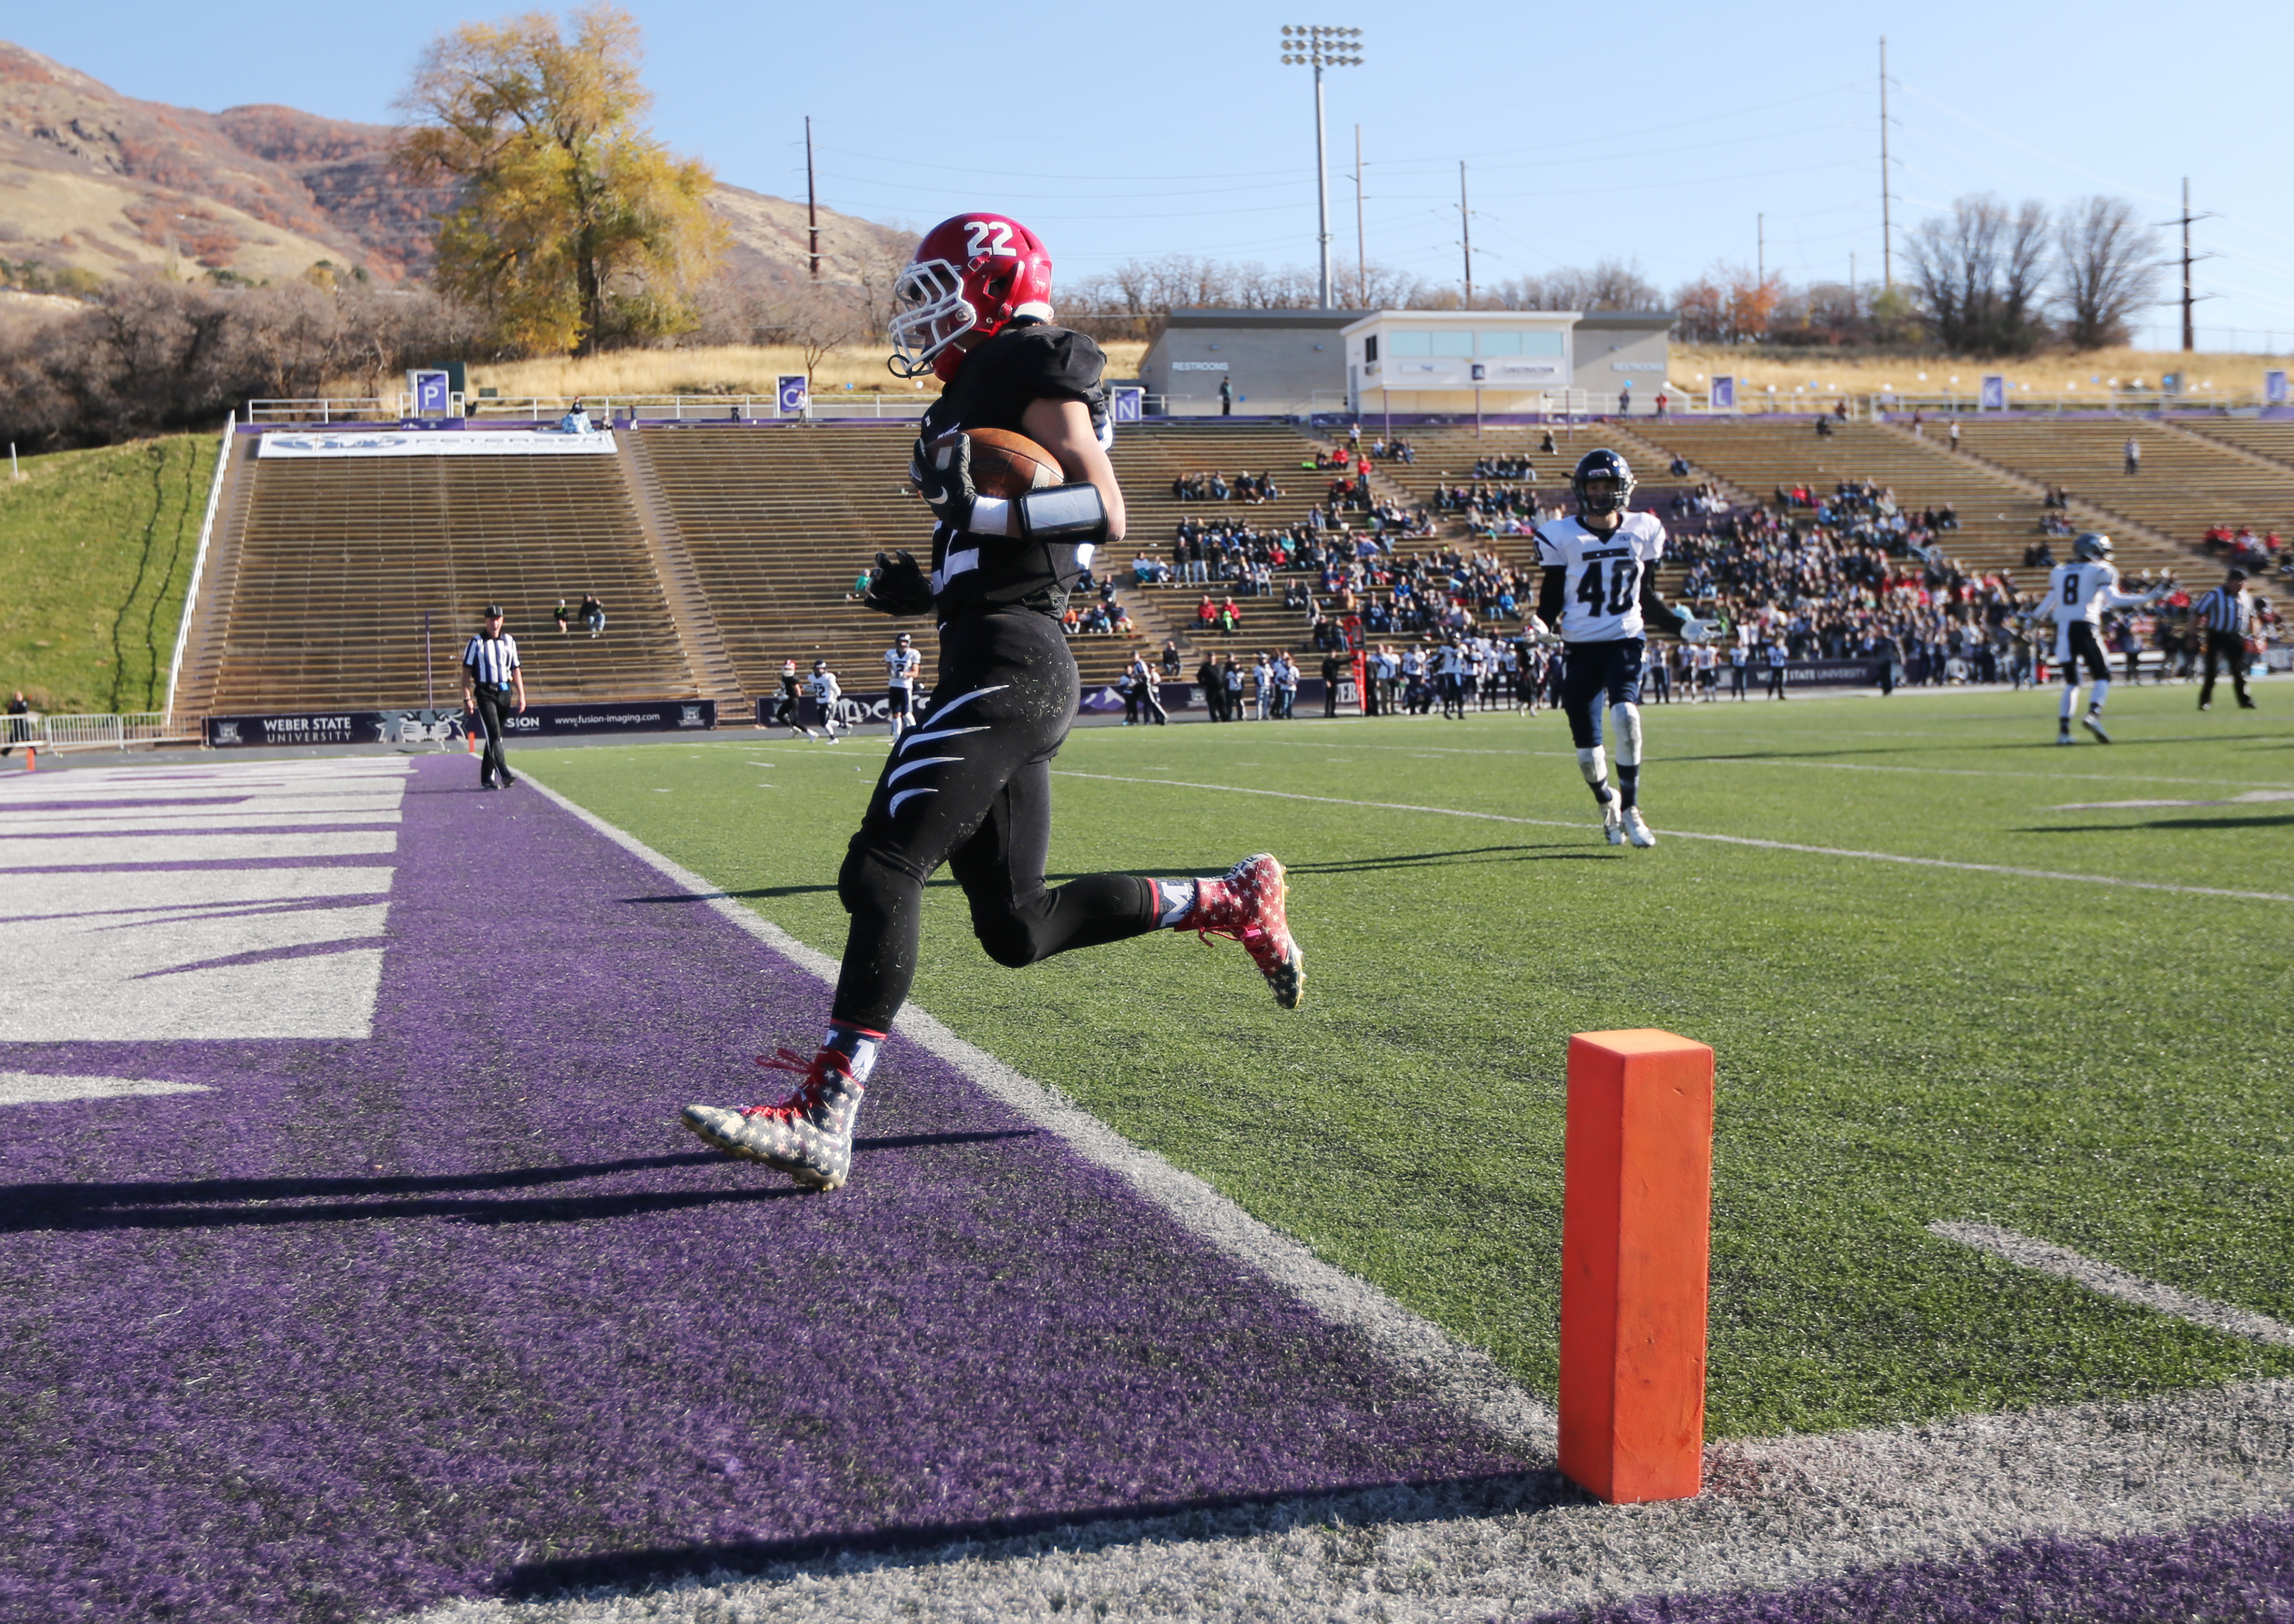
[679,706,704,728]
[212,721,242,744]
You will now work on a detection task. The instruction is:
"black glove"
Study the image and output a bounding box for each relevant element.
[862,549,933,616]
[913,431,976,530]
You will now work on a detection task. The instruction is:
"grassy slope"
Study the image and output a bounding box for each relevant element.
[0,433,218,712]
[524,684,2294,1440]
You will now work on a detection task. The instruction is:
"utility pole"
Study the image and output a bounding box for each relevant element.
[1757,213,1764,286]
[1879,37,1892,289]
[1279,27,1364,309]
[2156,178,2215,354]
[805,115,820,280]
[1459,162,1473,308]
[2182,177,2193,351]
[1353,124,1367,309]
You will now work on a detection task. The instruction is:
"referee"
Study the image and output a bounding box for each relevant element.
[461,605,527,787]
[2192,568,2258,712]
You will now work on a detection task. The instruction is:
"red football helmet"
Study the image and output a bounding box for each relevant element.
[887,212,1055,382]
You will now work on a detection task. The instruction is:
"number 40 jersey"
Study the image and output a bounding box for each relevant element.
[1535,511,1669,643]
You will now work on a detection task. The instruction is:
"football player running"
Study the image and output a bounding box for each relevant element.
[1533,449,1713,847]
[2033,532,2169,744]
[882,631,922,741]
[681,213,1303,1192]
[806,659,843,743]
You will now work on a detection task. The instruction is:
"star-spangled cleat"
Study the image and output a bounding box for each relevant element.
[682,1048,866,1191]
[2082,713,2112,743]
[1603,801,1626,844]
[1622,806,1657,848]
[1183,853,1304,1009]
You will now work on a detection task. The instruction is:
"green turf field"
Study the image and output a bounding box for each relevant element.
[0,433,217,713]
[526,682,2294,1440]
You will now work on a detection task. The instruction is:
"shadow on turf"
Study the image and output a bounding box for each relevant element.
[0,1133,1038,1233]
[2015,813,2294,832]
[494,1468,1590,1603]
[618,845,1611,909]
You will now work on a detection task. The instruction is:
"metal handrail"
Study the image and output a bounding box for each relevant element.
[164,411,233,728]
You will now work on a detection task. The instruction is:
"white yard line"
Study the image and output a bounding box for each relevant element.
[1218,733,2294,791]
[1054,771,2294,905]
[521,772,1558,1459]
[1929,1222,2294,1348]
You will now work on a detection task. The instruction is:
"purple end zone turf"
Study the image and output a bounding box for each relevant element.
[1538,1510,2294,1623]
[0,756,1536,1624]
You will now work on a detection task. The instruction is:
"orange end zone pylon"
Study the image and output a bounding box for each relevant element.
[1558,1028,1715,1504]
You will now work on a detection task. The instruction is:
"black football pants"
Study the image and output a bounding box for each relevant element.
[2199,631,2250,706]
[832,608,1158,1033]
[472,688,512,783]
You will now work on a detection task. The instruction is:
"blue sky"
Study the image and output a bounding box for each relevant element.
[17,1,2294,348]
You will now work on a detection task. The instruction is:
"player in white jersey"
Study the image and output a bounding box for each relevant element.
[807,659,844,743]
[1533,450,1714,846]
[881,632,922,741]
[2032,532,2168,744]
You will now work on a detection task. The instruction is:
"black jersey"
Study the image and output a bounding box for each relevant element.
[915,321,1113,621]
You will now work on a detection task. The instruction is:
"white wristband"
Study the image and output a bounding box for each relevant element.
[967,496,1015,537]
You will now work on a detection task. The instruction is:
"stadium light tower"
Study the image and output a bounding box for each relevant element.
[1279,25,1365,309]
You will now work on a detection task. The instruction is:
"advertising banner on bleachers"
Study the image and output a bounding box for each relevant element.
[208,701,714,748]
[1979,375,2006,411]
[1774,659,1889,687]
[776,375,809,417]
[2269,371,2288,405]
[1710,376,1735,411]
[257,431,617,458]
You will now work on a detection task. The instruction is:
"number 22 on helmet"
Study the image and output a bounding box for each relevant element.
[886,213,1056,384]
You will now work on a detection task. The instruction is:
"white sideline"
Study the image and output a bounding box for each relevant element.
[1053,771,2294,905]
[1929,1221,2294,1348]
[519,772,1559,1458]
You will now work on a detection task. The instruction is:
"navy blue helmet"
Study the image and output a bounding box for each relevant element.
[2072,532,2113,562]
[1571,448,1635,518]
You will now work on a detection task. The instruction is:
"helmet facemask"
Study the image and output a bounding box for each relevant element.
[887,259,975,379]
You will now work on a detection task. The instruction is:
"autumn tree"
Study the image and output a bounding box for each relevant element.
[1905,195,2052,356]
[396,6,722,355]
[2055,196,2162,351]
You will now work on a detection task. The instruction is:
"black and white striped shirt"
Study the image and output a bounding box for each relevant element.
[2191,586,2252,637]
[462,631,521,687]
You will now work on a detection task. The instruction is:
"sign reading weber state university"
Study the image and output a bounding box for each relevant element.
[209,701,714,748]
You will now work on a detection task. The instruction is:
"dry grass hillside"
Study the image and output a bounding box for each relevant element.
[1668,344,2287,405]
[461,340,1153,401]
[0,39,911,292]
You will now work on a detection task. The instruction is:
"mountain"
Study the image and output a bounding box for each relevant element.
[0,40,910,291]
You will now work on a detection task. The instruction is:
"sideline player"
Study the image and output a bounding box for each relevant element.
[806,659,844,743]
[883,631,922,741]
[2033,532,2169,743]
[771,658,809,738]
[681,212,1302,1191]
[1533,449,1713,846]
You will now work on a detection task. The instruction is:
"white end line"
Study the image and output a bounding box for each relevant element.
[1052,771,2294,905]
[1930,1220,2294,1348]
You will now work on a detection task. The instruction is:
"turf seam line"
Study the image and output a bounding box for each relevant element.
[1053,772,2294,904]
[518,771,1561,1456]
[1929,1221,2294,1348]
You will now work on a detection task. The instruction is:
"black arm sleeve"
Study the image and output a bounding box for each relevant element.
[1537,566,1566,629]
[1638,574,1689,635]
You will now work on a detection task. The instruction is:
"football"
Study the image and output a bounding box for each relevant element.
[949,427,1063,498]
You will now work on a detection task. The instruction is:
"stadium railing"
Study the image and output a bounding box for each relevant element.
[15,712,194,752]
[245,395,939,425]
